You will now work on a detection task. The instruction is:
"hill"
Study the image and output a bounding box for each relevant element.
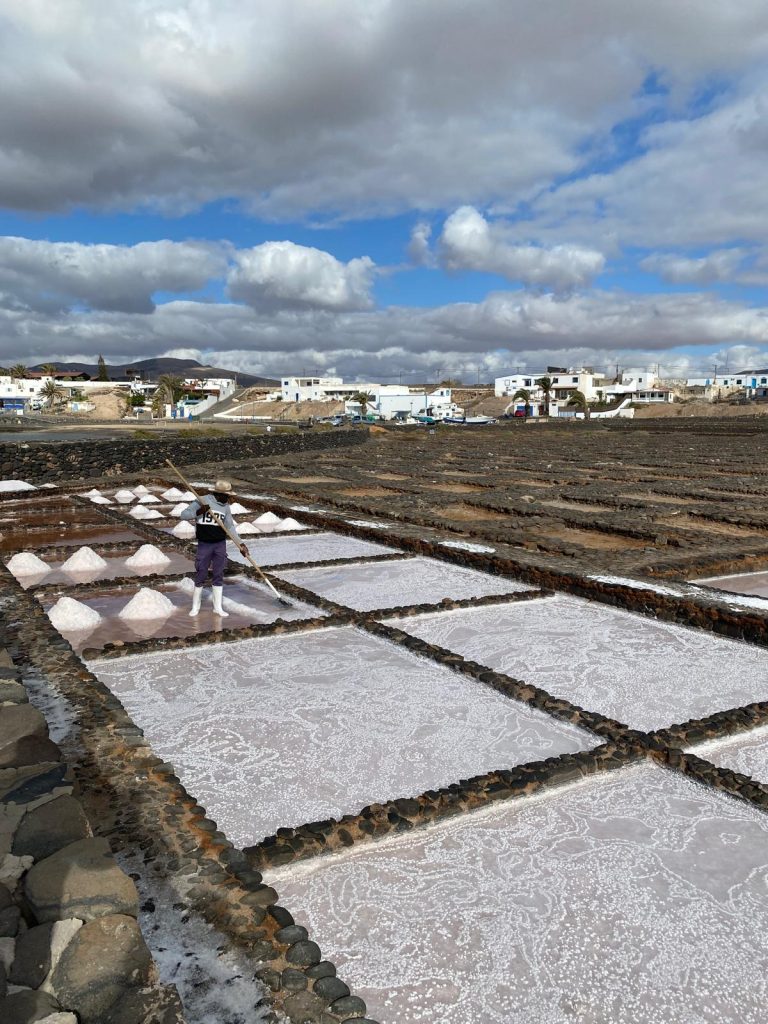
[28,357,276,388]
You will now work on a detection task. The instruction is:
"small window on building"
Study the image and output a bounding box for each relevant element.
[552,377,559,383]
[737,379,743,385]
[572,376,578,383]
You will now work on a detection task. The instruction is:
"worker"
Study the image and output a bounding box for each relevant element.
[180,479,249,617]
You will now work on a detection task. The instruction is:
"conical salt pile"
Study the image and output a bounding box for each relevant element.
[133,485,151,495]
[129,506,152,519]
[172,520,196,539]
[237,522,261,535]
[7,552,51,577]
[255,511,281,525]
[90,495,112,505]
[278,518,306,531]
[169,502,188,517]
[161,487,184,501]
[84,488,102,497]
[125,545,172,569]
[60,547,108,572]
[114,489,136,503]
[118,587,175,621]
[141,509,164,520]
[229,502,249,514]
[138,493,161,504]
[179,491,195,500]
[48,596,102,632]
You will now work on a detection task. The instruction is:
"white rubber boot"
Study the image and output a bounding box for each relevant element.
[212,585,229,617]
[188,586,203,617]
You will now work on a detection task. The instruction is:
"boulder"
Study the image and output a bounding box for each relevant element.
[0,705,47,751]
[9,922,55,988]
[0,735,61,770]
[0,682,28,705]
[100,984,185,1024]
[0,988,62,1023]
[24,839,138,923]
[13,797,90,861]
[48,915,152,1023]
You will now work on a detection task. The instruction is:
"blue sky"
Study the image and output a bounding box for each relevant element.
[0,1,767,382]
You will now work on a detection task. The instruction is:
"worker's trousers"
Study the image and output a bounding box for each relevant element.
[194,540,227,586]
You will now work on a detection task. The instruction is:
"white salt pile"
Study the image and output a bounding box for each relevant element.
[229,502,249,515]
[238,523,261,535]
[161,487,185,501]
[172,520,196,539]
[279,518,306,531]
[125,544,172,569]
[129,506,152,519]
[179,491,195,500]
[7,552,51,576]
[255,511,281,525]
[48,596,102,632]
[114,489,136,503]
[84,488,102,497]
[169,503,188,517]
[90,495,113,505]
[60,547,108,572]
[138,494,161,504]
[118,587,176,621]
[0,480,37,492]
[141,509,164,520]
[133,485,151,495]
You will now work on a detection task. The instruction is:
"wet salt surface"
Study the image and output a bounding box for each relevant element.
[267,763,768,1024]
[0,525,142,552]
[689,725,768,785]
[694,570,768,600]
[9,548,193,589]
[88,626,595,846]
[385,596,768,731]
[278,556,531,611]
[46,577,321,653]
[227,531,396,568]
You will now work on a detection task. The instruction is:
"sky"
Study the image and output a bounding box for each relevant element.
[2,0,768,383]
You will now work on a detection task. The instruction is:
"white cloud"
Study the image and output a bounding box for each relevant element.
[640,249,745,284]
[0,236,223,313]
[227,241,375,311]
[438,207,605,292]
[407,222,433,266]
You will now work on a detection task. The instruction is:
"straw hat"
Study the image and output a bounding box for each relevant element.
[214,479,233,493]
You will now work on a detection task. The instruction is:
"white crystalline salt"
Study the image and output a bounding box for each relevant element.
[169,502,189,517]
[7,551,51,576]
[229,502,249,515]
[255,511,281,525]
[129,506,152,519]
[84,488,102,497]
[179,491,195,500]
[133,485,150,495]
[60,547,108,572]
[140,509,164,520]
[125,544,172,569]
[138,494,161,504]
[90,495,112,504]
[440,540,496,553]
[278,518,307,531]
[48,596,102,632]
[0,480,36,491]
[118,587,176,621]
[161,487,184,501]
[237,523,261,535]
[172,520,196,539]
[114,489,136,502]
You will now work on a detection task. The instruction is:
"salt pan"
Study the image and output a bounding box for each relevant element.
[118,587,176,621]
[279,518,306,531]
[229,502,249,514]
[7,552,51,576]
[172,520,196,539]
[161,487,184,501]
[0,480,36,492]
[48,596,102,632]
[125,545,172,569]
[60,547,108,572]
[138,494,161,504]
[114,489,136,503]
[255,511,281,525]
[90,495,112,505]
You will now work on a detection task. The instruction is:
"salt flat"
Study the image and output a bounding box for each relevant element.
[689,725,768,785]
[694,571,768,600]
[276,556,530,610]
[89,626,594,846]
[386,595,768,730]
[226,531,395,567]
[267,763,768,1024]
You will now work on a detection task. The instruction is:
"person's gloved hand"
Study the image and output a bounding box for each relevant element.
[239,543,248,557]
[195,506,205,517]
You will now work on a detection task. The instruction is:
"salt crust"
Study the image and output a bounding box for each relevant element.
[60,547,108,572]
[172,520,196,539]
[0,480,36,491]
[440,539,496,553]
[89,626,592,846]
[228,532,395,569]
[118,587,176,621]
[48,596,102,632]
[689,724,768,785]
[125,544,172,569]
[269,763,768,1024]
[6,551,51,576]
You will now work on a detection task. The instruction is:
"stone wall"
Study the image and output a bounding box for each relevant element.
[0,428,368,484]
[0,648,183,1023]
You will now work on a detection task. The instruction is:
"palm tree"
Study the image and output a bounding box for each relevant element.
[39,363,58,377]
[10,364,27,380]
[351,390,376,418]
[40,379,65,408]
[535,375,553,413]
[151,374,185,416]
[567,390,591,419]
[512,388,532,417]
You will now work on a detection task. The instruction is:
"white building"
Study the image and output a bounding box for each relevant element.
[346,385,461,421]
[686,369,768,399]
[604,370,674,404]
[279,376,354,402]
